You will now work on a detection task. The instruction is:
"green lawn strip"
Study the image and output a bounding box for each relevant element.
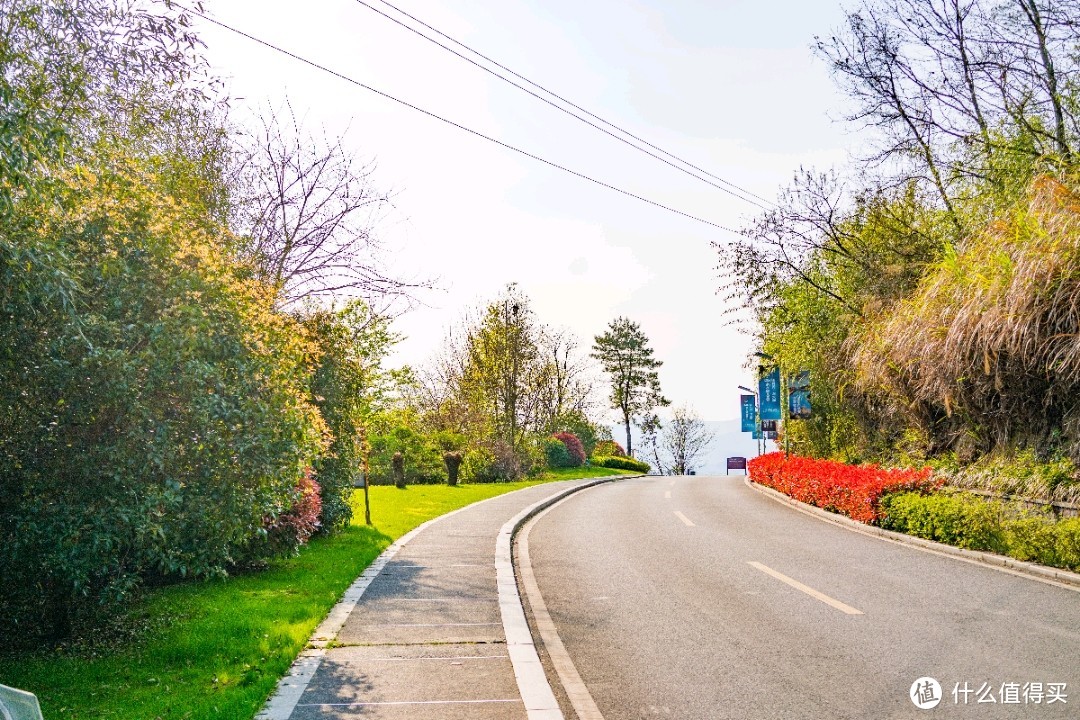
[0,473,627,719]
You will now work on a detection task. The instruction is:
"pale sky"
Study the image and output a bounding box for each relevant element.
[193,0,855,427]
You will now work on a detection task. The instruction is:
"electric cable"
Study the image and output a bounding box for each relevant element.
[355,0,772,210]
[179,4,743,233]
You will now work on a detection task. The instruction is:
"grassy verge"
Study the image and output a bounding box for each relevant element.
[0,471,629,719]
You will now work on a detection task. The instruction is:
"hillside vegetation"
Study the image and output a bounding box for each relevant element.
[720,0,1080,503]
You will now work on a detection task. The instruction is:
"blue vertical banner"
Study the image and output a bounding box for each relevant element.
[740,394,757,432]
[788,370,811,419]
[759,368,782,420]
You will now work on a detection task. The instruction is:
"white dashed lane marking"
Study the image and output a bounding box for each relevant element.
[673,511,695,527]
[747,561,864,615]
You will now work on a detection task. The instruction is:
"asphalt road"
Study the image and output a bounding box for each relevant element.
[526,475,1080,719]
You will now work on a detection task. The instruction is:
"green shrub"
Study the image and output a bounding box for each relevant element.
[879,491,1005,551]
[592,455,650,473]
[592,440,626,458]
[1054,518,1080,570]
[544,437,573,468]
[879,491,1080,570]
[0,161,326,644]
[461,441,536,482]
[462,446,499,483]
[303,301,398,530]
[368,426,444,485]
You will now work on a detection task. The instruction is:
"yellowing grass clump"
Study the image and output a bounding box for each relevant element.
[852,177,1080,458]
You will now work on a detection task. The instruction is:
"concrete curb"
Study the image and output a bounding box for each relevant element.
[744,477,1080,592]
[498,475,639,720]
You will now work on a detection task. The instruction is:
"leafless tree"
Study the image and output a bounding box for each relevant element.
[660,406,715,476]
[535,326,597,430]
[231,103,427,306]
[720,0,1080,326]
[717,170,941,323]
[815,0,1080,204]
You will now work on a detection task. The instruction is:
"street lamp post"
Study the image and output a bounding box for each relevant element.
[737,384,763,457]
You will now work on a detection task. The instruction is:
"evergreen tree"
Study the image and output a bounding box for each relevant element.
[591,317,669,457]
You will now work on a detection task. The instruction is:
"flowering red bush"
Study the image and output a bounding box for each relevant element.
[263,468,323,555]
[553,432,587,467]
[748,452,938,524]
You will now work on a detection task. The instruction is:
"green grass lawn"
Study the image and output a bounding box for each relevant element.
[0,470,632,719]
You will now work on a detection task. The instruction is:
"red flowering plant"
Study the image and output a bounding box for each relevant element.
[747,452,938,524]
[261,468,323,556]
[553,432,587,467]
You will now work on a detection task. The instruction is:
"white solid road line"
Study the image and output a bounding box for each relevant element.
[521,501,608,720]
[747,561,864,615]
[297,699,522,708]
[673,510,695,527]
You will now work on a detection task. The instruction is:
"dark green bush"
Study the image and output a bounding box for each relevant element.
[879,491,1080,571]
[368,426,445,485]
[544,437,573,468]
[444,451,463,486]
[0,163,326,644]
[302,301,398,530]
[592,455,650,473]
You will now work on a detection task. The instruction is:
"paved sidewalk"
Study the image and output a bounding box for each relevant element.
[267,479,601,720]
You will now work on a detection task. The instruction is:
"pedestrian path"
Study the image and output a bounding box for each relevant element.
[259,478,608,720]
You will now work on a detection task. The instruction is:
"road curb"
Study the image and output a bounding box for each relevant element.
[744,477,1080,592]
[498,475,640,720]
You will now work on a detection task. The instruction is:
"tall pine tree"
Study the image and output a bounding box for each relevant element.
[591,317,669,457]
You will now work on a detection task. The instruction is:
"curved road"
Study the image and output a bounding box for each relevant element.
[527,475,1080,719]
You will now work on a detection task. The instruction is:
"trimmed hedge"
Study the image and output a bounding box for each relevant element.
[592,455,650,473]
[880,491,1080,571]
[748,452,937,523]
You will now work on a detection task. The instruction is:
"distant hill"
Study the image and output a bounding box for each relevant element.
[608,420,777,476]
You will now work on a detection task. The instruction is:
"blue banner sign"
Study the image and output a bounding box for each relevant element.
[788,370,811,419]
[759,368,782,420]
[740,394,757,432]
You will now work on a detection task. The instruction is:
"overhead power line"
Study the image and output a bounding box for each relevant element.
[180,5,741,233]
[360,0,776,210]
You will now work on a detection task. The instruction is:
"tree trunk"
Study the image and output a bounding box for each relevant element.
[392,451,406,489]
[443,451,462,487]
[624,416,633,457]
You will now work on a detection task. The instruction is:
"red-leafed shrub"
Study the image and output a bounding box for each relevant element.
[263,469,323,556]
[592,440,626,458]
[748,452,938,524]
[553,432,586,467]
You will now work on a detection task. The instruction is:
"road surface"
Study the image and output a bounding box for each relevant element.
[525,475,1080,719]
